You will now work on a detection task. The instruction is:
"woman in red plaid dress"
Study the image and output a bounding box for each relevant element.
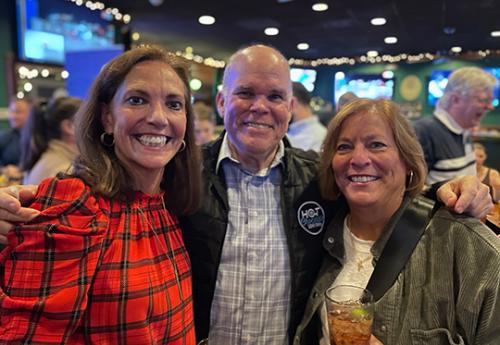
[0,45,201,344]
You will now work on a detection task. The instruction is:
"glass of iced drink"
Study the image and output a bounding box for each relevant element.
[325,285,374,345]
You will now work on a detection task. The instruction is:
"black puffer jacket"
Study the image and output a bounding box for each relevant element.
[181,135,337,343]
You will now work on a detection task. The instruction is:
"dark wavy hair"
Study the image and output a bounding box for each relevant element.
[20,96,82,172]
[73,45,202,215]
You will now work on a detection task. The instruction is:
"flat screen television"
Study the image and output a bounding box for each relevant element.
[427,68,500,107]
[334,73,394,104]
[291,68,317,92]
[16,0,119,65]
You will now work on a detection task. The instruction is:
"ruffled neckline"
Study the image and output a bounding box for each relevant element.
[130,190,165,205]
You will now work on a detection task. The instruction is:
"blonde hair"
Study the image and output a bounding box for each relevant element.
[319,99,426,200]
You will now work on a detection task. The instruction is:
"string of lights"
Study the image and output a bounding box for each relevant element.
[290,50,500,67]
[66,0,131,24]
[169,48,500,69]
[174,47,226,69]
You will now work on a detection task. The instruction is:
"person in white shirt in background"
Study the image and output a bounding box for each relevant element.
[287,82,327,152]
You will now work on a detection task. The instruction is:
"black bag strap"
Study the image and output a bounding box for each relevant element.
[366,198,436,301]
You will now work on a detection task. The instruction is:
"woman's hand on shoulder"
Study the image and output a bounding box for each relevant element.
[0,185,39,243]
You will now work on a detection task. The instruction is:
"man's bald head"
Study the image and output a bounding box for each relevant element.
[222,44,292,95]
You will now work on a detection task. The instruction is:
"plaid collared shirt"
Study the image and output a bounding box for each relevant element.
[0,176,195,344]
[208,135,292,345]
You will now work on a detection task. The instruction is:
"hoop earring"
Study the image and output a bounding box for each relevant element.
[178,140,186,153]
[407,170,414,188]
[100,132,115,147]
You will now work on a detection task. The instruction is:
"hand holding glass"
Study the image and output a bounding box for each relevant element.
[325,285,374,345]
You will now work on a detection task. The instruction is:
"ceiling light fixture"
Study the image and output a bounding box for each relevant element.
[297,43,309,50]
[367,50,379,57]
[312,3,328,11]
[491,31,500,37]
[370,17,386,26]
[451,46,462,53]
[149,0,164,6]
[443,26,455,35]
[199,15,216,25]
[384,36,397,44]
[264,27,279,36]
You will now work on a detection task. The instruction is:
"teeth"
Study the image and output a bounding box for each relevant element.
[246,122,271,129]
[137,135,167,146]
[350,176,377,182]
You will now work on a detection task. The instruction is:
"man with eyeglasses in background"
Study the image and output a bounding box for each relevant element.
[414,66,497,185]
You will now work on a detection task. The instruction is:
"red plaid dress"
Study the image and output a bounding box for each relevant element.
[0,176,195,344]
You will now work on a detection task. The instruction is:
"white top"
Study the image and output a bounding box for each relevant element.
[319,217,375,345]
[287,116,327,152]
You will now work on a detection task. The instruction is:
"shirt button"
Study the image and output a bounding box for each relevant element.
[327,237,334,244]
[380,325,387,332]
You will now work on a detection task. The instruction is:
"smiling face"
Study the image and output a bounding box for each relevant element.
[216,45,294,170]
[331,111,407,214]
[102,60,187,191]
